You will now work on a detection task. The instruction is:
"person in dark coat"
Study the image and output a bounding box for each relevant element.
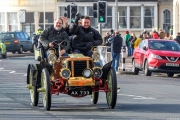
[110,30,123,72]
[174,32,180,44]
[70,15,102,57]
[104,32,111,52]
[40,18,70,57]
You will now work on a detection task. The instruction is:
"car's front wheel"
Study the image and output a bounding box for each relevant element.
[144,60,152,76]
[2,52,7,58]
[132,59,139,75]
[167,73,174,77]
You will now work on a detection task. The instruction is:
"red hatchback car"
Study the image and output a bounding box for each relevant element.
[132,39,180,77]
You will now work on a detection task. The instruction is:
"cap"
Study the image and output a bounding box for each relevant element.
[106,32,109,34]
[125,30,129,34]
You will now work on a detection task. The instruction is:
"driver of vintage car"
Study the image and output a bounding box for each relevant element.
[40,18,70,57]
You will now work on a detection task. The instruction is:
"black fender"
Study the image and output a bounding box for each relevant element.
[101,60,113,80]
[27,64,38,86]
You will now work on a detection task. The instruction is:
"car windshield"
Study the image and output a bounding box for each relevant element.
[0,33,15,39]
[149,40,180,51]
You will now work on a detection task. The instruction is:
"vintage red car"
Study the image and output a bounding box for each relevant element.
[132,39,180,77]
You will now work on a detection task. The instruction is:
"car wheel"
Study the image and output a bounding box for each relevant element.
[18,46,23,54]
[167,73,174,77]
[132,59,139,75]
[2,52,7,58]
[91,92,99,104]
[106,67,117,109]
[12,51,16,54]
[144,60,152,76]
[41,68,51,111]
[31,44,36,53]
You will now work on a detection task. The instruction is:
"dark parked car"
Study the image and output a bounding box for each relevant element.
[0,31,33,54]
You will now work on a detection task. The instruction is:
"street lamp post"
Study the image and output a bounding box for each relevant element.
[43,0,46,29]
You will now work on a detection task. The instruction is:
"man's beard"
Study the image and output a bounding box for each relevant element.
[54,27,61,31]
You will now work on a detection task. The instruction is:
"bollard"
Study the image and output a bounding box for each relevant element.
[121,47,125,71]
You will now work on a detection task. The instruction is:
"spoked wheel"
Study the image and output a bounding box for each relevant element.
[144,60,152,76]
[91,92,99,104]
[28,65,39,106]
[132,59,139,75]
[106,67,117,109]
[41,68,51,111]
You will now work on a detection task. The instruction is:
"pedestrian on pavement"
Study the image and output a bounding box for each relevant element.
[158,28,165,39]
[152,28,159,39]
[134,34,142,49]
[124,30,131,56]
[174,32,180,44]
[110,30,123,72]
[104,32,111,52]
[142,33,148,40]
[164,32,172,40]
[128,32,137,56]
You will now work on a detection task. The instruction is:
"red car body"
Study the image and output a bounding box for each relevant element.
[132,39,180,77]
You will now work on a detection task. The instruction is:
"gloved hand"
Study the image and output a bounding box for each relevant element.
[75,13,82,25]
[86,42,93,50]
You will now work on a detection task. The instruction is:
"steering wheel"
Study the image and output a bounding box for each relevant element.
[51,40,59,48]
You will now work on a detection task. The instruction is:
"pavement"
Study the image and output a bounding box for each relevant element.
[118,56,134,75]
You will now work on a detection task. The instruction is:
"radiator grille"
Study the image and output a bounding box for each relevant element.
[69,61,92,77]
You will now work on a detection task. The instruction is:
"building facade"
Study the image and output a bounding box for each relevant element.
[173,0,180,38]
[0,0,57,36]
[0,0,173,37]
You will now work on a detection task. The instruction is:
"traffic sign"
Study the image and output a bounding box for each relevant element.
[19,9,26,23]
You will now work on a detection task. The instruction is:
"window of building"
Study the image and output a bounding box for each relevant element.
[8,12,18,31]
[163,9,171,33]
[79,7,85,15]
[87,6,97,28]
[39,12,54,29]
[0,13,5,32]
[118,6,127,29]
[144,6,154,28]
[130,6,141,28]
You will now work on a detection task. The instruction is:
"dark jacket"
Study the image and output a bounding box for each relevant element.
[104,36,111,46]
[39,25,70,51]
[174,36,180,44]
[110,34,123,53]
[128,36,137,48]
[70,24,102,51]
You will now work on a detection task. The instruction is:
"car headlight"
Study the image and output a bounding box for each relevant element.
[60,68,71,79]
[149,53,162,59]
[93,67,103,78]
[82,68,92,78]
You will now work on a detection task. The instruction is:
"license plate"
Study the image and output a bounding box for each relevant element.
[4,42,10,44]
[166,63,179,67]
[68,90,92,96]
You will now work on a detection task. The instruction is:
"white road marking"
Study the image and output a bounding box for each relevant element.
[9,71,15,73]
[118,94,156,100]
[0,67,26,76]
[23,74,27,76]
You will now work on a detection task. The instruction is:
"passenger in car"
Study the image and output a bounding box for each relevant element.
[69,15,102,57]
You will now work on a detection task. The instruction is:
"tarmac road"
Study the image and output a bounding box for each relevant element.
[0,55,180,120]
